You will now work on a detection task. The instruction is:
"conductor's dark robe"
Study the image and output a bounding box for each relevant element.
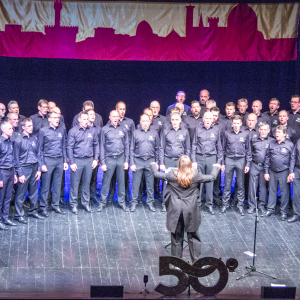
[150,163,219,262]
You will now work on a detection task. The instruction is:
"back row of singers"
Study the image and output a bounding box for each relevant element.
[1,95,300,229]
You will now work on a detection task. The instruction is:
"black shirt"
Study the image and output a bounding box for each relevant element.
[219,115,234,132]
[234,111,249,126]
[160,126,190,164]
[137,121,161,136]
[288,110,300,135]
[251,136,273,165]
[14,133,42,176]
[222,128,252,167]
[264,139,294,174]
[67,125,99,165]
[263,111,279,128]
[200,102,206,117]
[191,124,223,164]
[107,117,135,141]
[244,127,259,140]
[256,112,270,127]
[72,112,103,128]
[130,128,160,165]
[119,117,135,141]
[29,113,49,136]
[0,136,14,175]
[184,115,202,142]
[291,139,300,170]
[39,125,67,165]
[99,123,129,165]
[152,114,166,131]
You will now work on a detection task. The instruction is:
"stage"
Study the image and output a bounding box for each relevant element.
[0,181,300,299]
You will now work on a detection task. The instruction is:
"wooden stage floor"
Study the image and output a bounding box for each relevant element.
[0,194,300,299]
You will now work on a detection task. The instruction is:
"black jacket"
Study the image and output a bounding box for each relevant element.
[150,163,219,233]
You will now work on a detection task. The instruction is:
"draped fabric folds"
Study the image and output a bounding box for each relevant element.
[0,0,298,61]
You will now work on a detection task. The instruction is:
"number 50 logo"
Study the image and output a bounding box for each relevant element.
[154,256,238,296]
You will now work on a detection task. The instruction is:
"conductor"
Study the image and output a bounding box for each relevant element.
[150,156,220,263]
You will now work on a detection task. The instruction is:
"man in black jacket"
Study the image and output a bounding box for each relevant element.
[14,118,43,223]
[0,122,17,229]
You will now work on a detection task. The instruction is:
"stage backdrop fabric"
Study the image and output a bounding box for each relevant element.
[0,0,298,61]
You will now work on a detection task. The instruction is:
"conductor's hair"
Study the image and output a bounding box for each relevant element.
[175,155,195,188]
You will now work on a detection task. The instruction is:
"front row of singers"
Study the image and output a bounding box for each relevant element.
[0,110,299,230]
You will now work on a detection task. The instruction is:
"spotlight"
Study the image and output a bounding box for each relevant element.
[140,275,149,294]
[226,258,238,272]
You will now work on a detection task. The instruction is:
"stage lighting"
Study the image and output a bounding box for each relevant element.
[226,258,238,272]
[140,275,149,294]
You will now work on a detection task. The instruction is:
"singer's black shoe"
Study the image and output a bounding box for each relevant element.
[205,206,215,215]
[28,212,44,220]
[0,223,8,230]
[3,219,17,226]
[161,204,167,213]
[238,207,245,216]
[71,207,78,215]
[82,204,93,213]
[148,203,156,212]
[39,211,49,217]
[53,208,66,215]
[15,216,27,224]
[119,204,129,212]
[281,213,288,221]
[265,210,275,217]
[130,204,137,212]
[287,215,300,223]
[219,206,227,215]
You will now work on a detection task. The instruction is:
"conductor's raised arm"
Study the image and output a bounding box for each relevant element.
[150,162,169,180]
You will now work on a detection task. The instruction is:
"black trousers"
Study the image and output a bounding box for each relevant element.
[131,157,155,205]
[78,165,99,200]
[222,157,246,208]
[69,157,93,209]
[40,157,64,212]
[15,163,39,217]
[171,212,201,263]
[47,169,65,202]
[0,168,14,222]
[292,166,300,217]
[248,161,267,210]
[108,169,129,200]
[213,170,222,204]
[90,165,99,198]
[197,154,216,207]
[100,154,125,205]
[268,169,289,214]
